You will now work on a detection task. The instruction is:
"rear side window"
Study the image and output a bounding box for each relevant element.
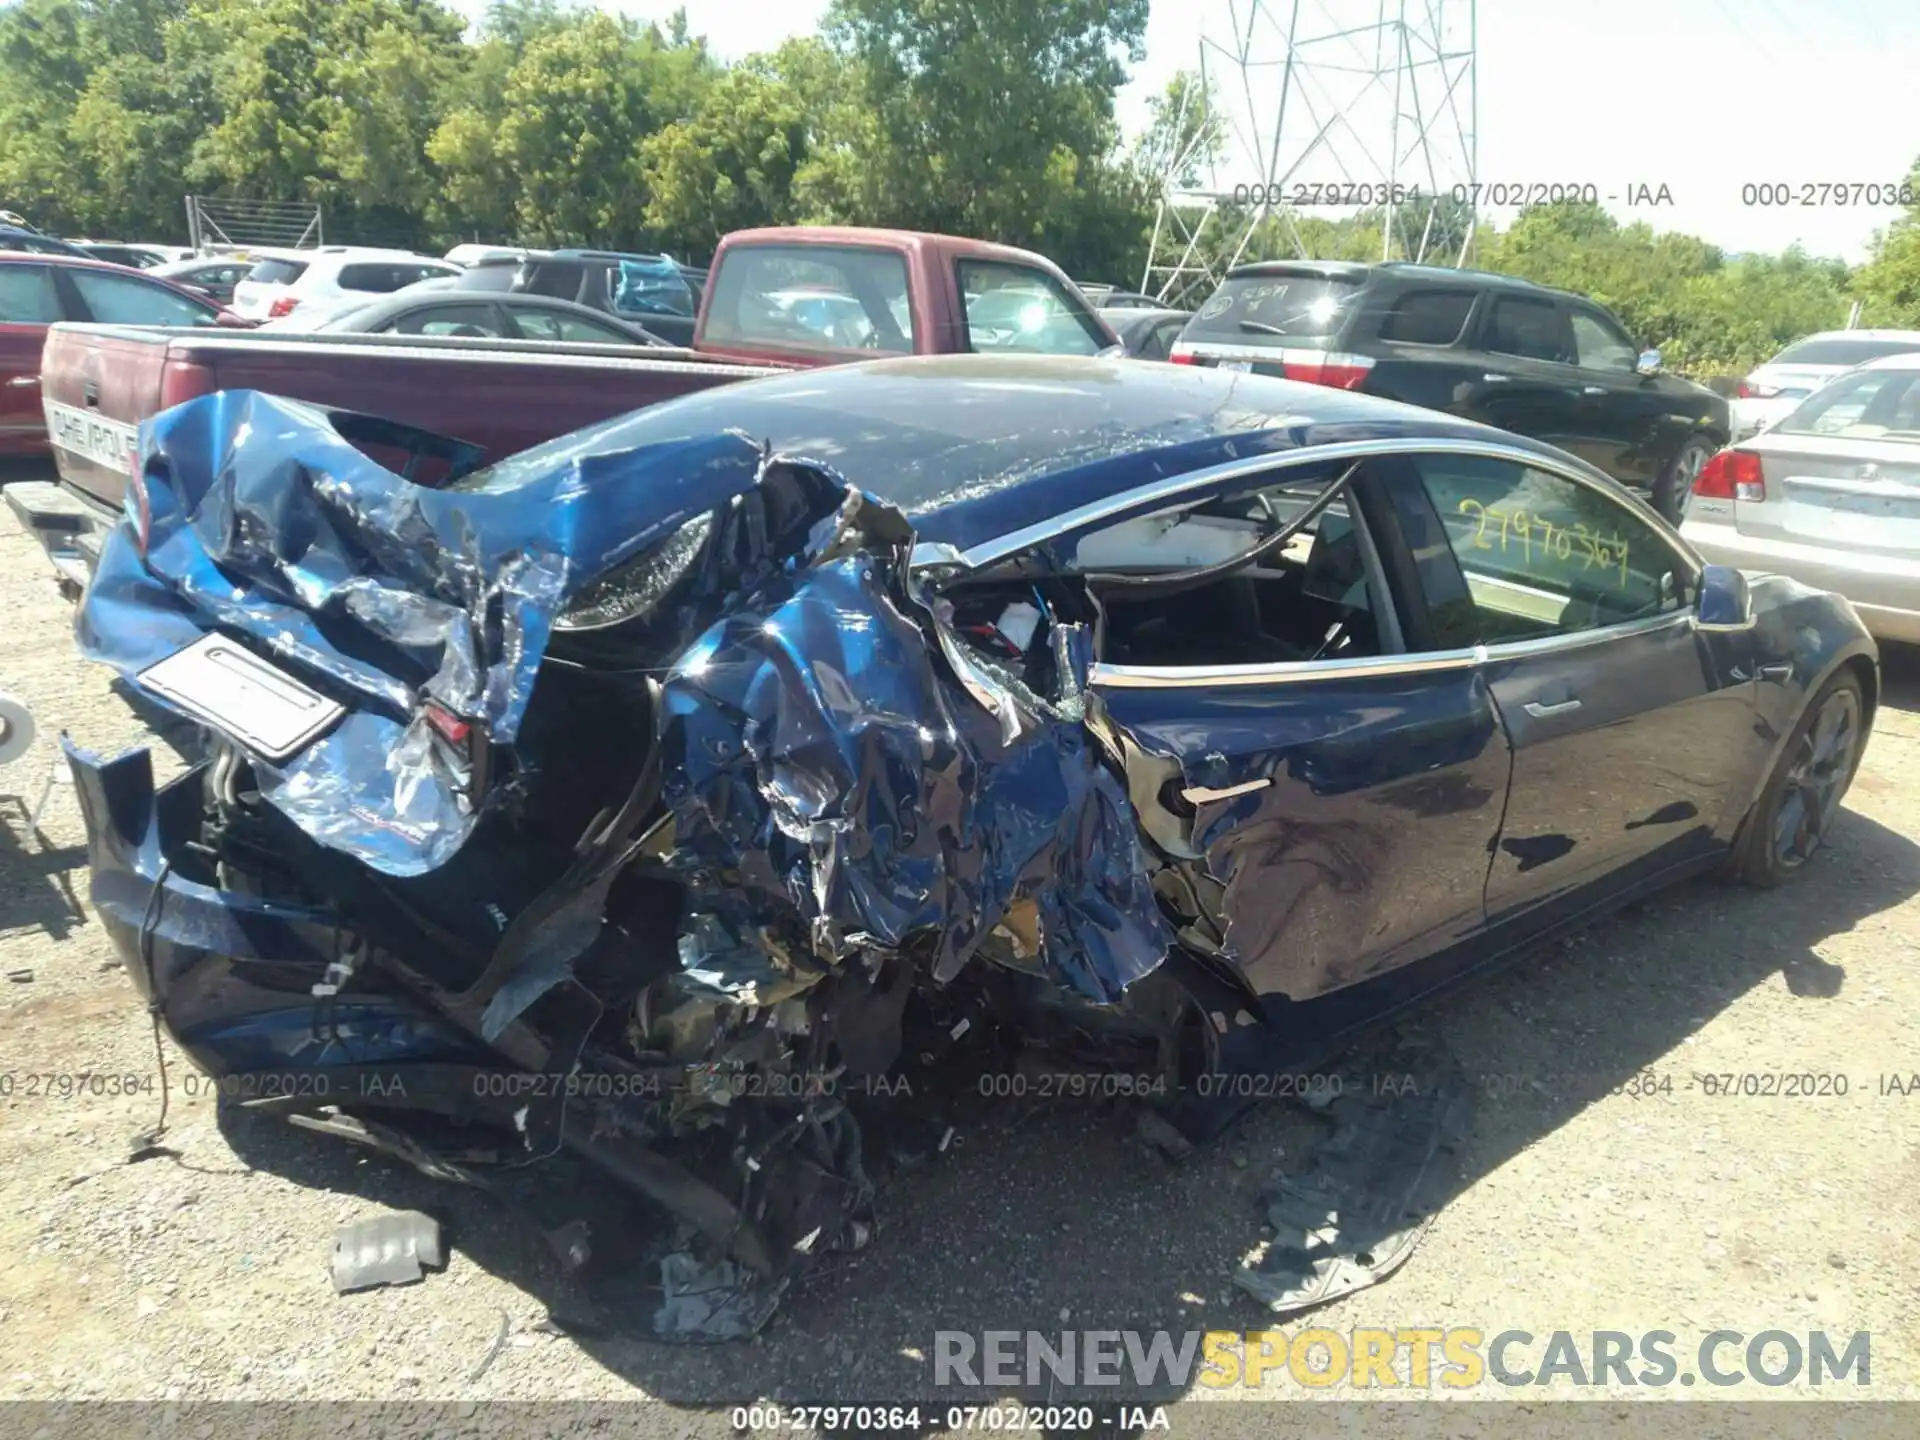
[521,261,591,302]
[66,270,216,326]
[1775,368,1920,440]
[1483,296,1572,364]
[512,308,636,344]
[1773,336,1920,366]
[0,264,61,323]
[958,260,1105,356]
[338,262,454,294]
[704,245,916,353]
[1186,273,1361,345]
[246,258,308,285]
[1379,289,1474,345]
[386,303,507,337]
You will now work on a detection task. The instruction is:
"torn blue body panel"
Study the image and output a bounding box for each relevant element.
[78,390,803,874]
[74,389,1175,1010]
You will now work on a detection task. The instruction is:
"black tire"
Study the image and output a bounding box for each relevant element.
[1652,436,1714,525]
[1732,670,1865,888]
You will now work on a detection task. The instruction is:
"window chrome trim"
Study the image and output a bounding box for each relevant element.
[1477,608,1691,661]
[953,434,1699,573]
[1091,645,1485,690]
[1090,607,1696,690]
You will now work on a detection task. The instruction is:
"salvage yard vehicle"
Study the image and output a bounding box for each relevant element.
[229,246,462,324]
[1684,349,1920,644]
[1730,329,1920,442]
[262,290,672,347]
[1172,261,1731,523]
[61,356,1877,1332]
[23,227,1118,582]
[0,251,241,469]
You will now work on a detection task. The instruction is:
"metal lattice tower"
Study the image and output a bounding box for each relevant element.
[1142,0,1478,306]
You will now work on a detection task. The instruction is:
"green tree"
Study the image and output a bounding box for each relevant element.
[1852,157,1920,326]
[819,0,1149,250]
[429,9,714,247]
[638,49,814,254]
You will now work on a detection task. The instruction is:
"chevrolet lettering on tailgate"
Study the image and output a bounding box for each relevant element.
[43,399,138,471]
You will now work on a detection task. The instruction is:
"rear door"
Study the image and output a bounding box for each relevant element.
[1388,450,1760,926]
[1454,293,1587,461]
[1030,458,1512,1011]
[0,261,63,456]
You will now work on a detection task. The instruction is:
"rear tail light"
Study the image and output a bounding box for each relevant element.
[423,702,471,745]
[1168,347,1196,365]
[1692,449,1766,503]
[1735,381,1779,400]
[1281,351,1376,390]
[267,295,298,318]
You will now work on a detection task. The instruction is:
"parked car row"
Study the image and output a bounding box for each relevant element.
[6,210,1912,648]
[0,252,242,462]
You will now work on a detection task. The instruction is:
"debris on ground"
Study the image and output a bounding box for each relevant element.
[652,1252,785,1342]
[330,1210,446,1294]
[1237,1037,1474,1315]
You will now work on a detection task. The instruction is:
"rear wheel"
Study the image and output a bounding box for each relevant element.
[1653,437,1713,525]
[1734,672,1865,887]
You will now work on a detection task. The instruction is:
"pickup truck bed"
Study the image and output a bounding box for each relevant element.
[38,324,786,512]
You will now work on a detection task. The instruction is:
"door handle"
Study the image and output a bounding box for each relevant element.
[1182,778,1271,804]
[1523,697,1583,718]
[1482,373,1510,382]
[1581,384,1606,395]
[5,375,38,388]
[1758,663,1793,682]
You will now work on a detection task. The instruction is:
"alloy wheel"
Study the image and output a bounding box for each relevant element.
[1771,687,1861,868]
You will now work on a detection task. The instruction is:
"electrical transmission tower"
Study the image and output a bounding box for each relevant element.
[1142,0,1478,307]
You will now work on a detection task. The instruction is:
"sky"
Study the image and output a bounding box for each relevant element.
[449,0,1919,263]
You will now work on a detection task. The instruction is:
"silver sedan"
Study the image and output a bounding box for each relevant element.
[1683,350,1920,643]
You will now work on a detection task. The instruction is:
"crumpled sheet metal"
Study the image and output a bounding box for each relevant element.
[76,390,783,875]
[82,390,1176,1008]
[659,521,1172,1006]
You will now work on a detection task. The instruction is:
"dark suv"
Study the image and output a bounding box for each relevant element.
[1172,261,1728,521]
[445,250,703,347]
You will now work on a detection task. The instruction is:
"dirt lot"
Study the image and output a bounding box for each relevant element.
[2,501,1918,1431]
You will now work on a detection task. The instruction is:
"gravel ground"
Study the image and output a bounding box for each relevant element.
[2,500,1918,1434]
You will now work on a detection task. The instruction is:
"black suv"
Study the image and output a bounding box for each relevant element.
[445,250,703,347]
[1173,261,1728,521]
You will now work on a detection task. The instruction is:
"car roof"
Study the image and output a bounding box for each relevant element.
[1857,350,1920,371]
[717,225,1072,273]
[1222,258,1558,297]
[1780,329,1920,344]
[473,353,1593,552]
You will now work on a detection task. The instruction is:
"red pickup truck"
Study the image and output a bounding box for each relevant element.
[12,227,1117,584]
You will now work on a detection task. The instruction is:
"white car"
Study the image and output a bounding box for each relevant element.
[230,247,461,324]
[1684,350,1920,644]
[1732,330,1920,441]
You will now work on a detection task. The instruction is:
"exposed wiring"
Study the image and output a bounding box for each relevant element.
[135,856,175,1148]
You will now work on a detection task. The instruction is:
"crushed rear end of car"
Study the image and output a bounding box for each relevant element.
[65,390,1222,1336]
